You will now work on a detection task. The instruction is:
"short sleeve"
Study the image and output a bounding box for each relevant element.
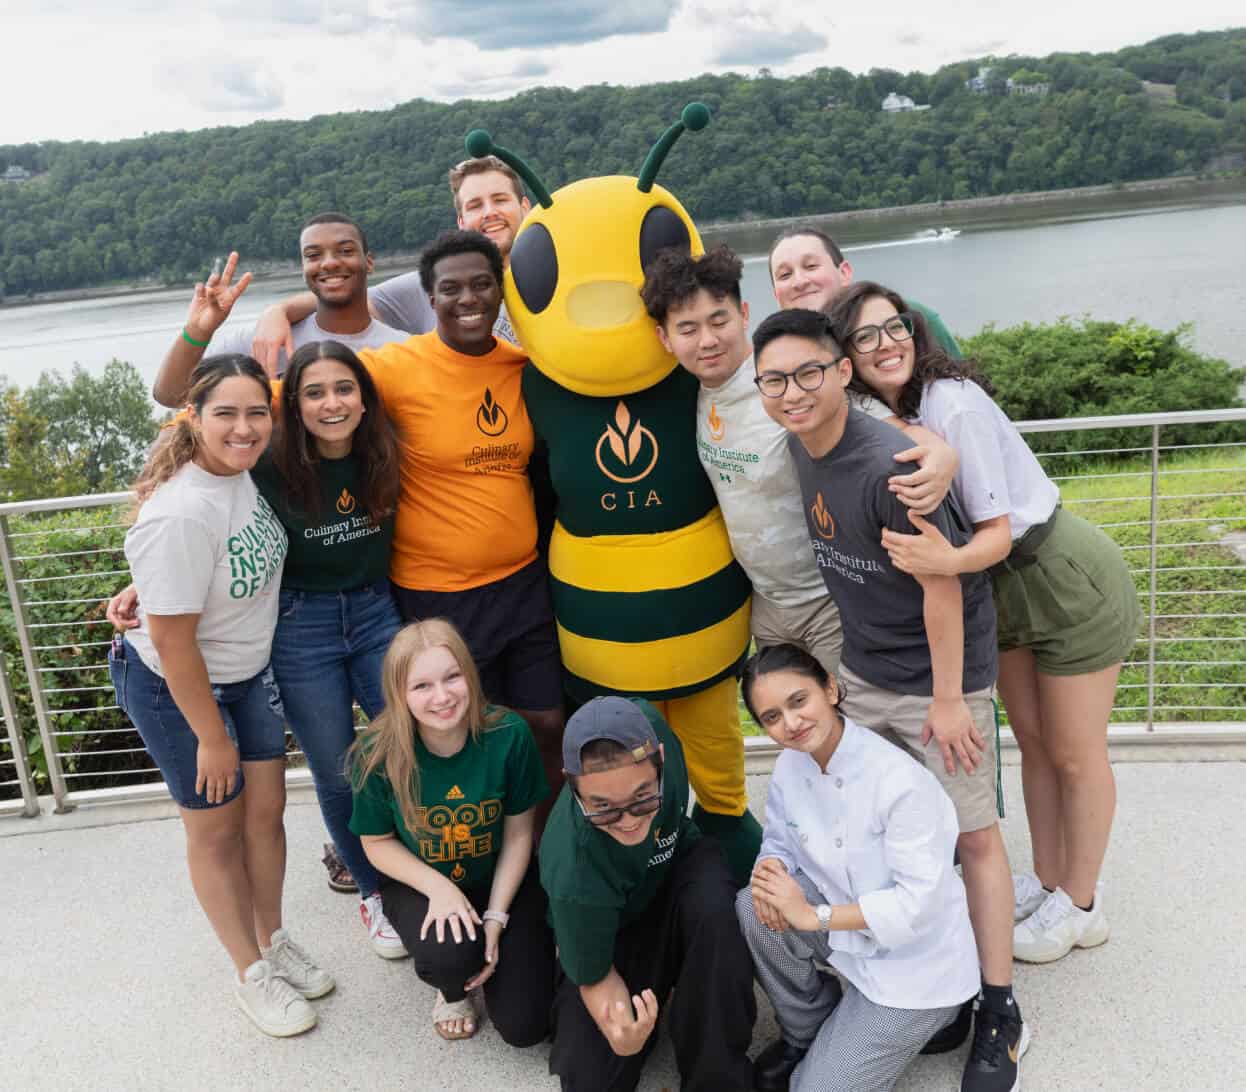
[127,515,218,615]
[206,322,257,358]
[349,768,398,837]
[500,714,550,815]
[924,386,1012,525]
[547,896,621,986]
[370,271,436,335]
[871,468,965,548]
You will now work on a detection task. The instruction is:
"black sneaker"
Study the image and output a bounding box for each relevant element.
[922,998,973,1054]
[961,1003,1029,1092]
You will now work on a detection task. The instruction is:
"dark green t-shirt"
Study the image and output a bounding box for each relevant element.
[251,452,394,593]
[348,709,548,890]
[910,299,961,358]
[538,700,701,986]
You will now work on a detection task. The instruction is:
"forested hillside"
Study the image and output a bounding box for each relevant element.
[1,28,1242,297]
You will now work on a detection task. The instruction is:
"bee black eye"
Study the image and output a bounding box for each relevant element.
[510,222,557,314]
[639,206,691,273]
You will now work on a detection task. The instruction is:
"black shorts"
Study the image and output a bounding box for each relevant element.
[392,558,563,712]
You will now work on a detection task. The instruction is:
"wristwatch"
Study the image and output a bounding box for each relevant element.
[814,904,834,930]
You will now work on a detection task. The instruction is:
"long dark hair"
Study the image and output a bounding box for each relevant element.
[130,354,270,517]
[829,281,994,421]
[272,341,399,523]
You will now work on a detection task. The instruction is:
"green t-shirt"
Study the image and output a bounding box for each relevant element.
[910,299,961,358]
[251,452,394,593]
[348,708,548,890]
[538,700,701,986]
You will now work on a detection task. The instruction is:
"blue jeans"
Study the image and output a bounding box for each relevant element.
[109,637,286,809]
[270,580,401,898]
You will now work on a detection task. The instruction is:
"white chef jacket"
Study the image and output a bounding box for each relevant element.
[758,716,981,1009]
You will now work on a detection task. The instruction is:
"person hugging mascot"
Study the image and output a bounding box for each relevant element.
[463,105,762,883]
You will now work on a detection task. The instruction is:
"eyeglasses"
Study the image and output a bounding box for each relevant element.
[846,313,914,354]
[753,360,845,399]
[575,768,663,827]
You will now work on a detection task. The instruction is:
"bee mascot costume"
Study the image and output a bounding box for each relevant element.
[464,105,762,882]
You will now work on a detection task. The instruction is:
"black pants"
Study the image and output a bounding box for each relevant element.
[549,838,756,1092]
[380,863,555,1047]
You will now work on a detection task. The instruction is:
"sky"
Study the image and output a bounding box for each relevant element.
[3,1,1241,146]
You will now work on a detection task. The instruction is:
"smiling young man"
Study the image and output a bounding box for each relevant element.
[539,696,756,1092]
[751,307,1028,1092]
[153,213,409,403]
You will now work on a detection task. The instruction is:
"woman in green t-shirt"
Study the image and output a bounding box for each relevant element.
[348,619,554,1044]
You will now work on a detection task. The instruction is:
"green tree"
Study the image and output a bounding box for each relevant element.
[0,386,89,501]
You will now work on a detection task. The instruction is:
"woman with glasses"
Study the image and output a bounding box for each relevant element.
[348,618,555,1043]
[830,281,1140,966]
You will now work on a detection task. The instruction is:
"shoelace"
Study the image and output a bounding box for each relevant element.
[272,936,318,977]
[255,963,303,1010]
[1030,891,1072,932]
[968,1007,1013,1069]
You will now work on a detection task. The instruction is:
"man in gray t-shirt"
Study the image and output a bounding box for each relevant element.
[752,306,1028,1092]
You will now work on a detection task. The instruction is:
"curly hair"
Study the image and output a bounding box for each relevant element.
[272,341,399,524]
[129,354,270,518]
[828,281,994,420]
[418,229,504,295]
[640,244,743,324]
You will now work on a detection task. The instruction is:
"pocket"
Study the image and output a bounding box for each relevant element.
[108,645,129,715]
[278,590,302,621]
[1031,554,1105,631]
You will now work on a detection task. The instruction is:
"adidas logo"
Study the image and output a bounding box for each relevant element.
[446,785,464,800]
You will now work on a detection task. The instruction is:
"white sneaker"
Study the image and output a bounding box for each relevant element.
[262,928,336,998]
[361,893,408,959]
[235,959,317,1037]
[1013,871,1049,922]
[1014,886,1110,963]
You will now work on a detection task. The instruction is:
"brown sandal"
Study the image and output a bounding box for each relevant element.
[322,843,358,893]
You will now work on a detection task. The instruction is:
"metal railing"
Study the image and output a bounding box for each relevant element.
[1,407,1243,817]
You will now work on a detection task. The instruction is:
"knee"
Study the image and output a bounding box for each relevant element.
[1007,716,1044,752]
[492,1005,551,1049]
[957,825,1002,864]
[187,821,245,860]
[412,936,482,989]
[522,707,565,745]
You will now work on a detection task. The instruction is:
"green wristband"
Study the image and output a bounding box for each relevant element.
[181,328,210,348]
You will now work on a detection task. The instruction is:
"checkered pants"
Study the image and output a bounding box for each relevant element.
[737,883,959,1092]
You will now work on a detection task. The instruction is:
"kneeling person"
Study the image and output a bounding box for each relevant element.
[540,697,756,1092]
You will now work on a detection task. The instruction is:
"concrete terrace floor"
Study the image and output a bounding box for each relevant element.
[4,755,1245,1092]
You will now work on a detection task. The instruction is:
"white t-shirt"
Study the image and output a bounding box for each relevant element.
[695,359,826,608]
[211,314,407,376]
[124,463,289,683]
[915,379,1059,540]
[759,717,980,1009]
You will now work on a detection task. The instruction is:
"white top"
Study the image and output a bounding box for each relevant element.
[759,717,980,1009]
[914,378,1059,540]
[695,360,827,607]
[124,463,289,683]
[211,313,407,376]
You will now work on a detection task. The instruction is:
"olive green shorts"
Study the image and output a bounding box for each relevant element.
[993,508,1141,675]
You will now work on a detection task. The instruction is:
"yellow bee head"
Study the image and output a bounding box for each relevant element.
[464,104,710,397]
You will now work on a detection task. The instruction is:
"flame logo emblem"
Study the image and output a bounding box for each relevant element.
[707,403,725,442]
[595,401,660,484]
[811,492,835,540]
[475,387,510,437]
[335,488,356,516]
[450,863,466,883]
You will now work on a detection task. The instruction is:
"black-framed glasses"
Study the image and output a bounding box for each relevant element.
[575,768,663,827]
[753,360,845,399]
[846,312,914,353]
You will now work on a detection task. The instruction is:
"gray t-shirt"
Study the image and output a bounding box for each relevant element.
[211,314,407,376]
[369,270,516,343]
[788,409,996,696]
[124,463,289,683]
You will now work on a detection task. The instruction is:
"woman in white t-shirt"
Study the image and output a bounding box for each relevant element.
[736,643,985,1092]
[831,282,1141,966]
[110,354,332,1038]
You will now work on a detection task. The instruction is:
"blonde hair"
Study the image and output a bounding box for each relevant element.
[349,619,502,834]
[129,354,270,518]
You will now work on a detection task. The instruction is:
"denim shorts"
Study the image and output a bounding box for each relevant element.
[109,636,287,809]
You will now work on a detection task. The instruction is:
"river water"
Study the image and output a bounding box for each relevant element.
[1,189,1243,399]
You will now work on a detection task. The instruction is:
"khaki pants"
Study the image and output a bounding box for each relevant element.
[751,592,844,676]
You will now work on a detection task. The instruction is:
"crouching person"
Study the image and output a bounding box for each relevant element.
[540,696,756,1091]
[738,645,983,1092]
[348,619,555,1045]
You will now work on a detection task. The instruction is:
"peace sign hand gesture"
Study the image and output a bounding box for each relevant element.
[184,251,253,343]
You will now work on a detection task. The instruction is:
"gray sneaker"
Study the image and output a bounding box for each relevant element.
[235,959,317,1037]
[262,929,336,999]
[1012,872,1048,922]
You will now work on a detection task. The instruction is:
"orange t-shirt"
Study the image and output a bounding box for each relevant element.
[358,332,537,592]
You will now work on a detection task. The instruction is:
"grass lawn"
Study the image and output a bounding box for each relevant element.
[738,443,1246,735]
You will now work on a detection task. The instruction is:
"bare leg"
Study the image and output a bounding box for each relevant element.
[1036,665,1121,908]
[998,648,1064,887]
[182,795,261,977]
[241,759,287,948]
[516,705,564,834]
[958,824,1014,985]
